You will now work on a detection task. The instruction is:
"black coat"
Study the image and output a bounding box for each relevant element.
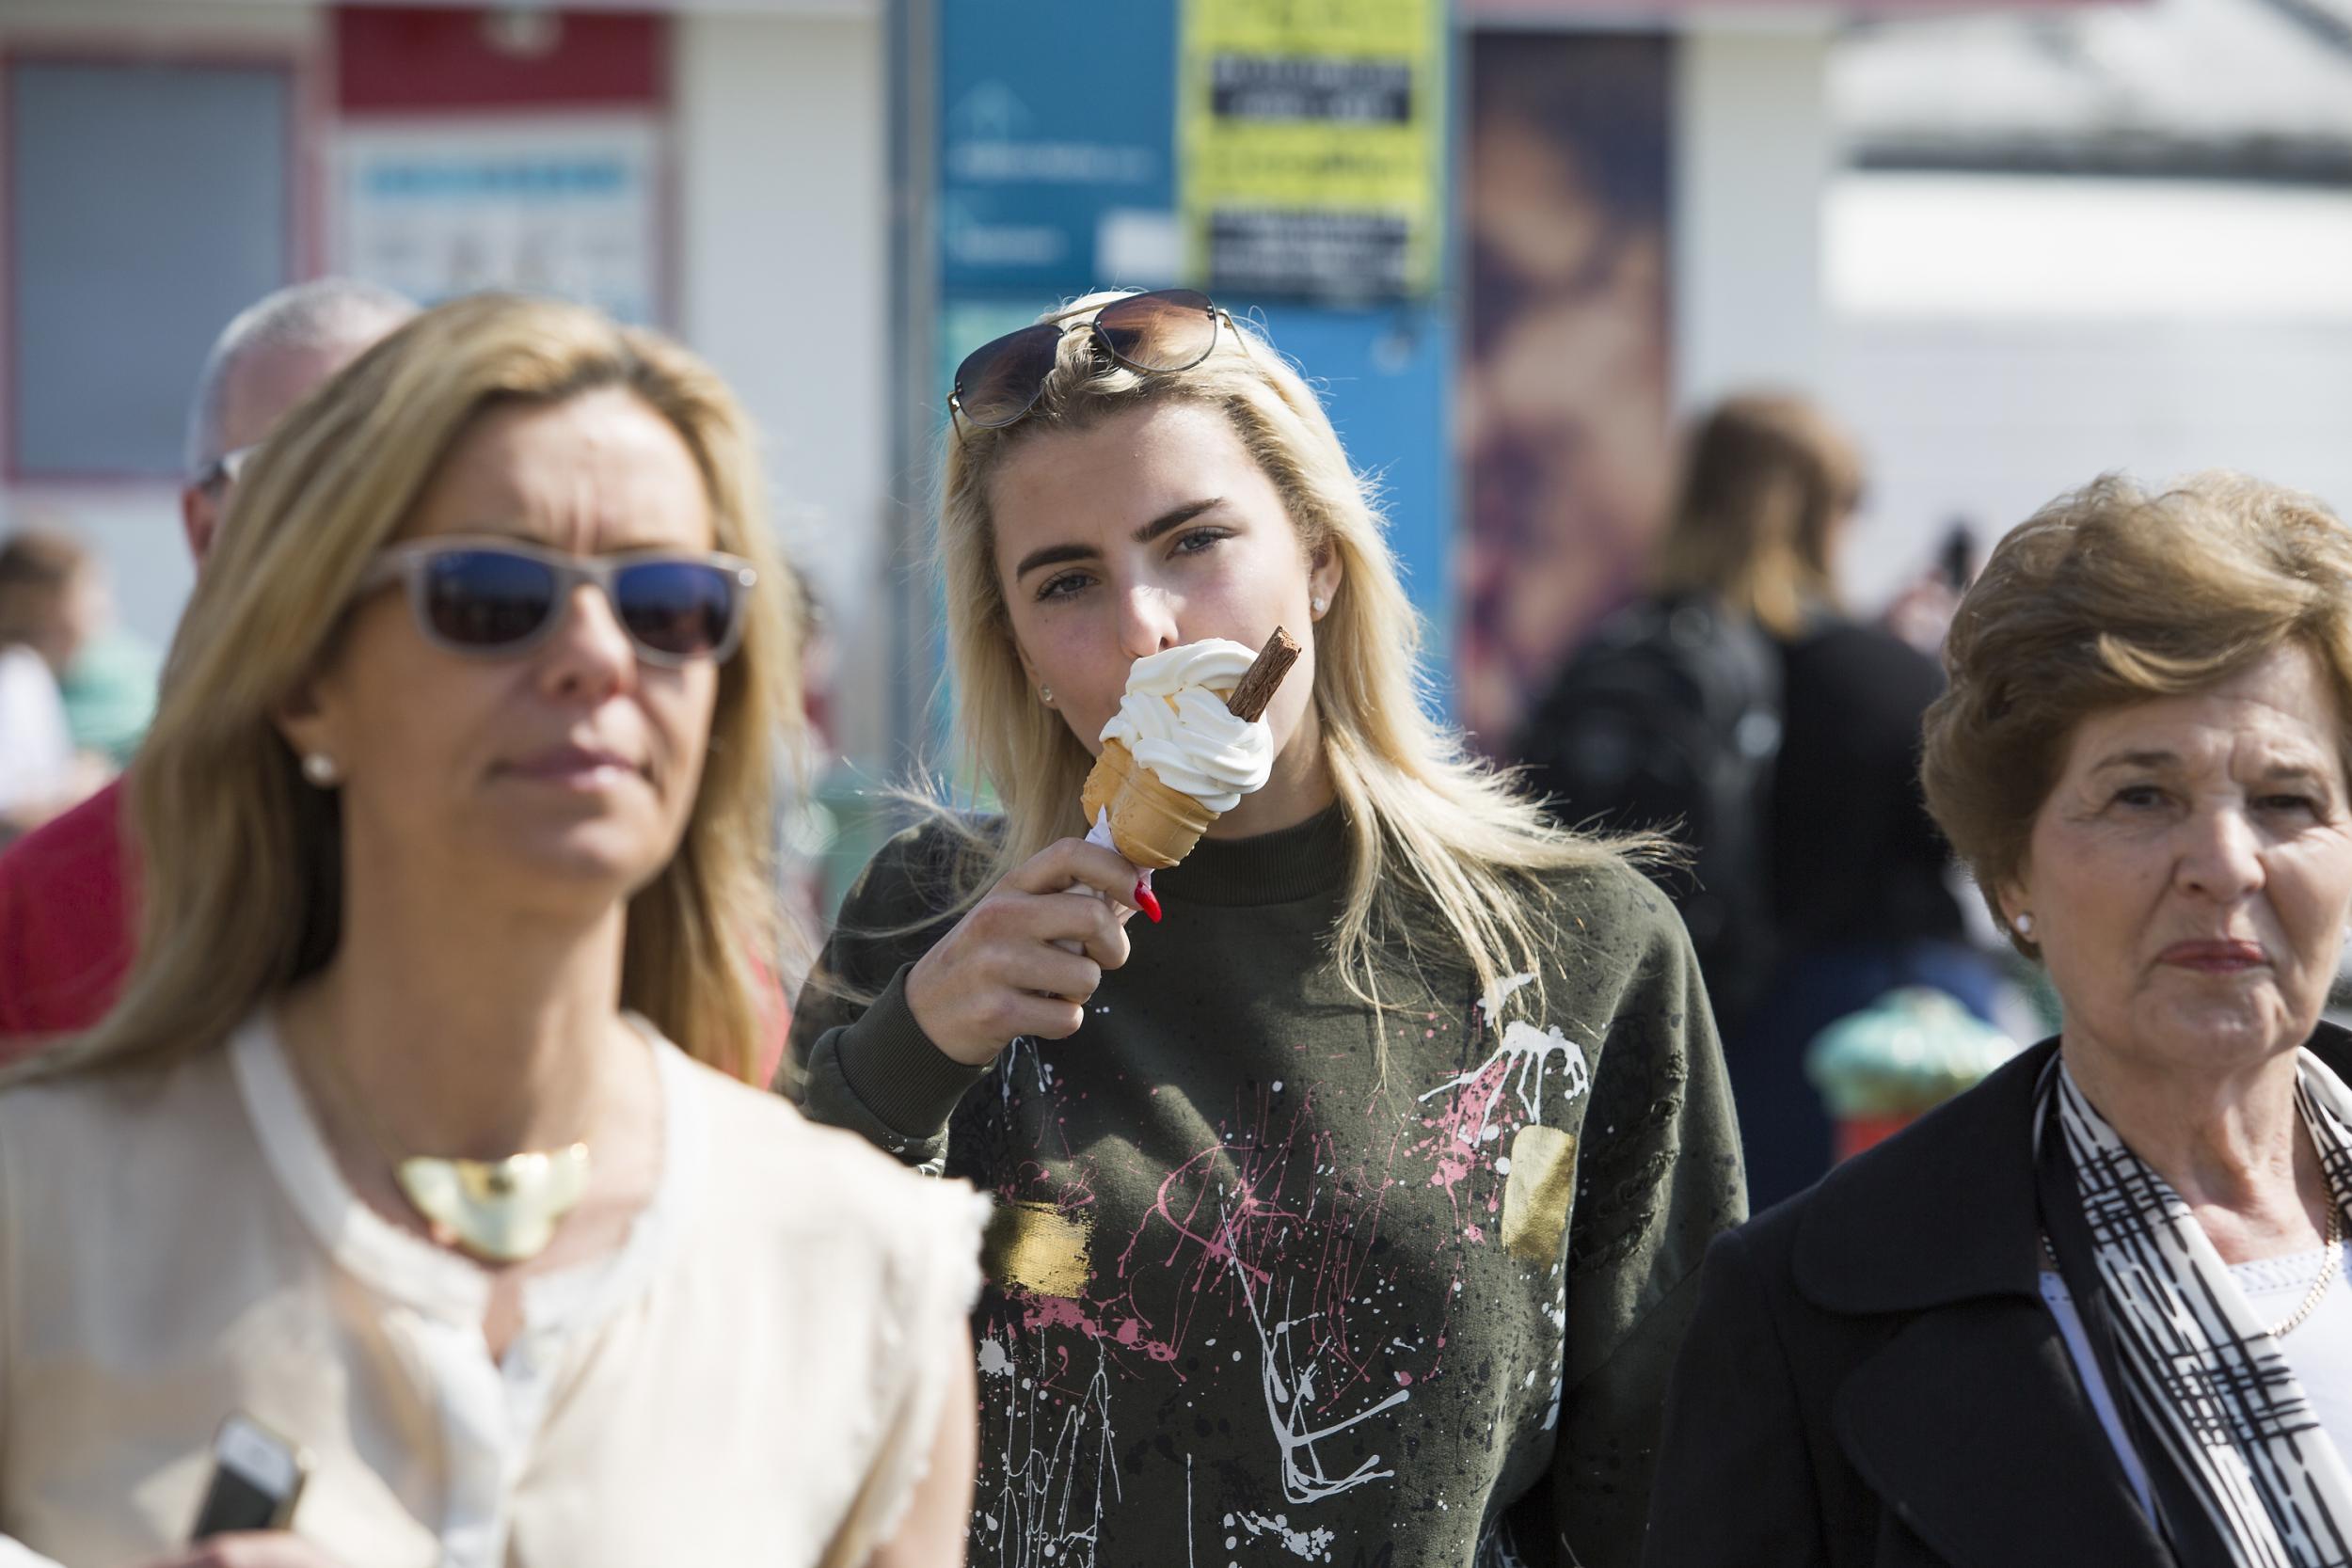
[1643,1026,2352,1567]
[1770,619,1964,949]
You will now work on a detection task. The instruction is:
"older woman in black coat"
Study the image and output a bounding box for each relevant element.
[1647,472,2352,1568]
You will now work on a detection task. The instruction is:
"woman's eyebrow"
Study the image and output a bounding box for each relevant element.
[1013,499,1226,580]
[1132,498,1223,545]
[2090,749,2177,774]
[2254,759,2333,787]
[1014,540,1097,579]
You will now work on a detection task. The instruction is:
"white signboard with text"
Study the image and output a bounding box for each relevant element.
[334,115,663,324]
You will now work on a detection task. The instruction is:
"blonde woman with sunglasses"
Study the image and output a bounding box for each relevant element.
[790,290,1745,1568]
[0,294,981,1568]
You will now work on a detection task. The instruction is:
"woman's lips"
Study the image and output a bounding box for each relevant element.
[2157,940,2269,973]
[501,744,643,789]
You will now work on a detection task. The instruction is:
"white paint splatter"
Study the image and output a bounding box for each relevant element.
[1238,1510,1338,1561]
[1187,1453,1197,1568]
[978,1333,1120,1568]
[1222,1210,1411,1504]
[1478,972,1537,1021]
[998,1037,1056,1108]
[977,1336,1015,1379]
[1418,1019,1593,1147]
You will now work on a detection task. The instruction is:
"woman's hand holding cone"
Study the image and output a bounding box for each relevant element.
[904,838,1143,1066]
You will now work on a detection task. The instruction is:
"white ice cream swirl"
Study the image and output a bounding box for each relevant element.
[1098,639,1275,814]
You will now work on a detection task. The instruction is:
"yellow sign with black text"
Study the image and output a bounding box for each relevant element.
[1178,0,1445,299]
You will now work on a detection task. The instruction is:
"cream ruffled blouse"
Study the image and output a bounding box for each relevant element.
[0,1013,986,1568]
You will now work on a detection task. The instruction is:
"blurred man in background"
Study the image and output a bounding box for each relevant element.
[0,279,415,1053]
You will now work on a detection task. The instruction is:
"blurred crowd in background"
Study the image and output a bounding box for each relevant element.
[3,0,2349,1196]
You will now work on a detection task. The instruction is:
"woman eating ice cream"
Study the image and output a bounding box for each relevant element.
[787,288,1745,1568]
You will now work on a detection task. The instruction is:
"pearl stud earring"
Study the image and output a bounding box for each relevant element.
[302,752,341,787]
[1040,686,1055,705]
[2014,912,2035,939]
[1311,595,1328,616]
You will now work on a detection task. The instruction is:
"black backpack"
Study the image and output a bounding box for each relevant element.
[1513,594,1783,1021]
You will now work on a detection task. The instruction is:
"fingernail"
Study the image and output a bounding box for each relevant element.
[1134,882,1163,924]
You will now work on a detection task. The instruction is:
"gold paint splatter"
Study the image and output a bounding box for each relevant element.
[1501,1125,1577,1263]
[981,1199,1093,1299]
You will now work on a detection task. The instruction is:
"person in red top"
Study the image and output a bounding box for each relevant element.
[0,280,414,1056]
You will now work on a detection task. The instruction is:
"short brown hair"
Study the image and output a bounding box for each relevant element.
[0,527,91,646]
[1922,472,2352,949]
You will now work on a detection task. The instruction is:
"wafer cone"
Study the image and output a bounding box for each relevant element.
[1080,737,1219,869]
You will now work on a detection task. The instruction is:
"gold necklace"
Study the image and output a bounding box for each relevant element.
[2035,1196,2344,1340]
[315,1040,593,1265]
[2266,1196,2344,1341]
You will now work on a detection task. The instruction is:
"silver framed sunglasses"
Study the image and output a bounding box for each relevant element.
[358,537,759,667]
[195,442,261,496]
[947,288,1238,438]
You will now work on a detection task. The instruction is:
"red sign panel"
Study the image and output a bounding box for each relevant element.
[336,8,664,113]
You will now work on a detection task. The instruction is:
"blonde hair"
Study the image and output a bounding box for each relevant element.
[930,291,1622,1014]
[49,293,800,1083]
[1922,471,2352,954]
[1652,391,1861,639]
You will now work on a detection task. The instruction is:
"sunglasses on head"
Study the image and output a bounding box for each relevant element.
[358,537,757,667]
[948,288,1236,437]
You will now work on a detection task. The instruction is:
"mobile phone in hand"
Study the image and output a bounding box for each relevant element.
[1938,521,1977,592]
[189,1412,309,1541]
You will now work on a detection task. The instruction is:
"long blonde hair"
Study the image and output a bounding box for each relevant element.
[1652,391,1861,639]
[47,293,799,1083]
[933,292,1621,1013]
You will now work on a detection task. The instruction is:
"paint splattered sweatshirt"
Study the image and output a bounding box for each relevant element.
[787,805,1746,1568]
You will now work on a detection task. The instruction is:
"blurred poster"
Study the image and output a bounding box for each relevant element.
[1179,0,1445,299]
[1455,34,1674,752]
[334,116,663,325]
[938,0,1179,294]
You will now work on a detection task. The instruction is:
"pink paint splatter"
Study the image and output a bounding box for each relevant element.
[1414,1053,1515,1196]
[1018,1294,1179,1362]
[1021,1294,1096,1335]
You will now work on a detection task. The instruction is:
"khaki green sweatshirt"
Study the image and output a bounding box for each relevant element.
[787,805,1745,1568]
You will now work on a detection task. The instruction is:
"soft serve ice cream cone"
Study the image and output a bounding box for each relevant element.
[1079,735,1218,870]
[1079,634,1297,876]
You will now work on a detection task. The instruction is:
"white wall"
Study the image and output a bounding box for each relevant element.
[1827,172,2352,609]
[1672,23,1835,412]
[673,9,892,764]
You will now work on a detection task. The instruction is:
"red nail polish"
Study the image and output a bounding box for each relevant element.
[1135,882,1162,924]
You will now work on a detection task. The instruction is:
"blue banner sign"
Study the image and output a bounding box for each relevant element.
[938,0,1180,294]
